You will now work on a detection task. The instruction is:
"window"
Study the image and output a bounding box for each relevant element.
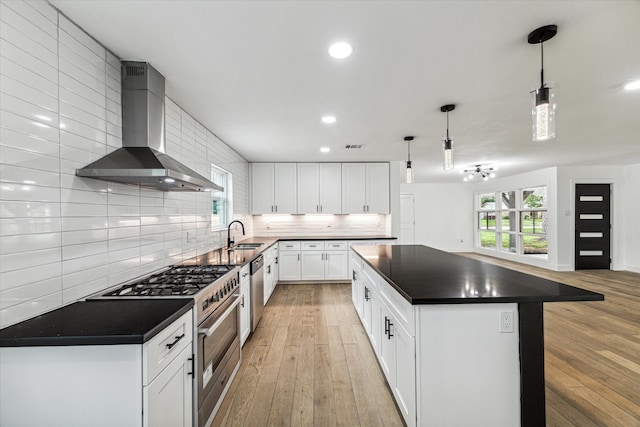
[475,186,548,258]
[211,165,233,229]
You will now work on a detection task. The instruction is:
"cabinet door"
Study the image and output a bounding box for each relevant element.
[394,322,416,427]
[319,163,342,214]
[366,163,390,214]
[251,163,275,214]
[379,304,396,386]
[362,281,373,334]
[240,266,251,346]
[351,261,363,316]
[279,251,301,281]
[297,163,320,214]
[324,251,348,280]
[370,291,381,356]
[274,163,297,213]
[300,251,324,280]
[144,345,193,427]
[341,163,367,214]
[264,261,274,305]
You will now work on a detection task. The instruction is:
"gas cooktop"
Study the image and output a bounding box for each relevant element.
[103,265,235,297]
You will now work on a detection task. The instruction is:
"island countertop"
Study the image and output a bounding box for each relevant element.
[352,244,604,304]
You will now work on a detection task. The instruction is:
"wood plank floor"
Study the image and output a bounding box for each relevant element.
[212,283,404,427]
[213,257,640,426]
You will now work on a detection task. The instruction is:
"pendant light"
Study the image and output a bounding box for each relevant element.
[404,136,414,183]
[440,104,455,170]
[528,24,557,141]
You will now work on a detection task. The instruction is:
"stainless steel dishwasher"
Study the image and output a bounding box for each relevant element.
[250,254,264,332]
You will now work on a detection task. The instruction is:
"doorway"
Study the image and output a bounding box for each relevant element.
[400,193,415,244]
[575,184,611,269]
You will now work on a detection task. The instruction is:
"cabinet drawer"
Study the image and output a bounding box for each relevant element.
[143,310,193,385]
[378,279,415,336]
[302,241,324,251]
[279,241,301,251]
[325,241,348,250]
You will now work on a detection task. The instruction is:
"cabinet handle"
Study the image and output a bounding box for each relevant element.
[267,265,271,274]
[242,272,248,278]
[275,205,278,213]
[187,356,194,377]
[166,333,185,349]
[388,319,393,339]
[275,257,278,264]
[298,254,300,261]
[241,294,245,307]
[363,205,366,212]
[317,205,319,212]
[352,270,357,281]
[320,205,323,213]
[364,286,370,301]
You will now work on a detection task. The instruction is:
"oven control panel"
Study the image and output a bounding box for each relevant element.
[201,273,239,313]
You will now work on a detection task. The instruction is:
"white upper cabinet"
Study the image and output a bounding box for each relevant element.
[251,163,275,214]
[297,163,342,214]
[251,163,297,214]
[252,162,387,214]
[342,163,389,214]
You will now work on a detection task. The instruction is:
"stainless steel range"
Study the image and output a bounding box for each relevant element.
[98,264,242,427]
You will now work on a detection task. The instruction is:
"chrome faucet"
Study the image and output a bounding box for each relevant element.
[227,220,245,248]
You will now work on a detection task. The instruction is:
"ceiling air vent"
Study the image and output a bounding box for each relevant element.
[345,144,363,149]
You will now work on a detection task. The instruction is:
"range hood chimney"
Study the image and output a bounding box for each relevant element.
[76,61,222,192]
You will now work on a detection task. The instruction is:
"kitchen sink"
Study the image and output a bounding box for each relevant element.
[231,243,264,250]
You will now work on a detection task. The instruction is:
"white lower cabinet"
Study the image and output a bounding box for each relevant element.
[239,264,251,346]
[284,241,349,281]
[0,309,194,427]
[301,250,324,280]
[351,250,416,427]
[144,344,193,427]
[264,245,278,304]
[279,248,301,280]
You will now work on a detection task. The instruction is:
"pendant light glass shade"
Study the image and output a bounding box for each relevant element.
[528,25,557,142]
[532,85,555,141]
[440,104,456,170]
[404,136,414,183]
[443,138,453,170]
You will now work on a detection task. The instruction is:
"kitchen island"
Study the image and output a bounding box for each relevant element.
[351,244,604,427]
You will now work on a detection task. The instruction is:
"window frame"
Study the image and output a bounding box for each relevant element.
[211,164,233,231]
[475,186,548,258]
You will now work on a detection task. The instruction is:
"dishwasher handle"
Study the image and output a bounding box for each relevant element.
[250,254,264,274]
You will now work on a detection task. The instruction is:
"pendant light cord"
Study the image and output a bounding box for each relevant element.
[407,140,411,162]
[446,110,450,140]
[540,38,545,88]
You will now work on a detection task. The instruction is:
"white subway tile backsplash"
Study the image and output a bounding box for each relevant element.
[58,15,105,59]
[2,1,57,39]
[0,276,61,310]
[0,110,59,142]
[62,265,108,290]
[0,261,61,291]
[0,200,60,218]
[0,290,63,328]
[62,240,108,260]
[0,217,61,236]
[0,1,250,327]
[0,247,61,273]
[0,158,60,182]
[0,74,58,111]
[0,128,59,158]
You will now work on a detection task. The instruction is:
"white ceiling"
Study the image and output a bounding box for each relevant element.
[51,0,640,183]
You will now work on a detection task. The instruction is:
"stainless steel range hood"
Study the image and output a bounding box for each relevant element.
[76,61,222,192]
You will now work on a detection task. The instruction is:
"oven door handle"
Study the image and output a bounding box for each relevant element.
[197,295,241,337]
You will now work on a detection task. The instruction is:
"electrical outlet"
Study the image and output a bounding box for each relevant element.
[499,310,514,333]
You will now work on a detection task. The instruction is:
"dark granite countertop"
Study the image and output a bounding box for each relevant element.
[0,299,193,347]
[353,245,604,305]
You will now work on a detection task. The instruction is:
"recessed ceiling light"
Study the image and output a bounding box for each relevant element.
[624,80,640,91]
[328,42,352,59]
[320,147,330,153]
[322,115,336,124]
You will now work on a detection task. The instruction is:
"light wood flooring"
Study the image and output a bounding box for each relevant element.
[213,257,640,427]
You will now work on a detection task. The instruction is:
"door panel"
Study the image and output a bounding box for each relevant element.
[575,184,610,269]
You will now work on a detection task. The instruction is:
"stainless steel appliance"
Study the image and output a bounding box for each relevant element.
[250,255,264,332]
[76,61,221,192]
[98,264,241,427]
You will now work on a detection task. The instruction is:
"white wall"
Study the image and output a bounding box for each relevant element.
[0,1,250,328]
[622,164,640,272]
[399,182,474,252]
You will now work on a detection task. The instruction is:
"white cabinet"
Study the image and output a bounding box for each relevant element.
[342,163,390,214]
[251,163,297,214]
[299,241,349,281]
[239,264,251,346]
[264,244,278,304]
[278,241,301,281]
[297,163,342,214]
[394,317,416,424]
[0,310,194,427]
[324,250,348,281]
[144,344,193,427]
